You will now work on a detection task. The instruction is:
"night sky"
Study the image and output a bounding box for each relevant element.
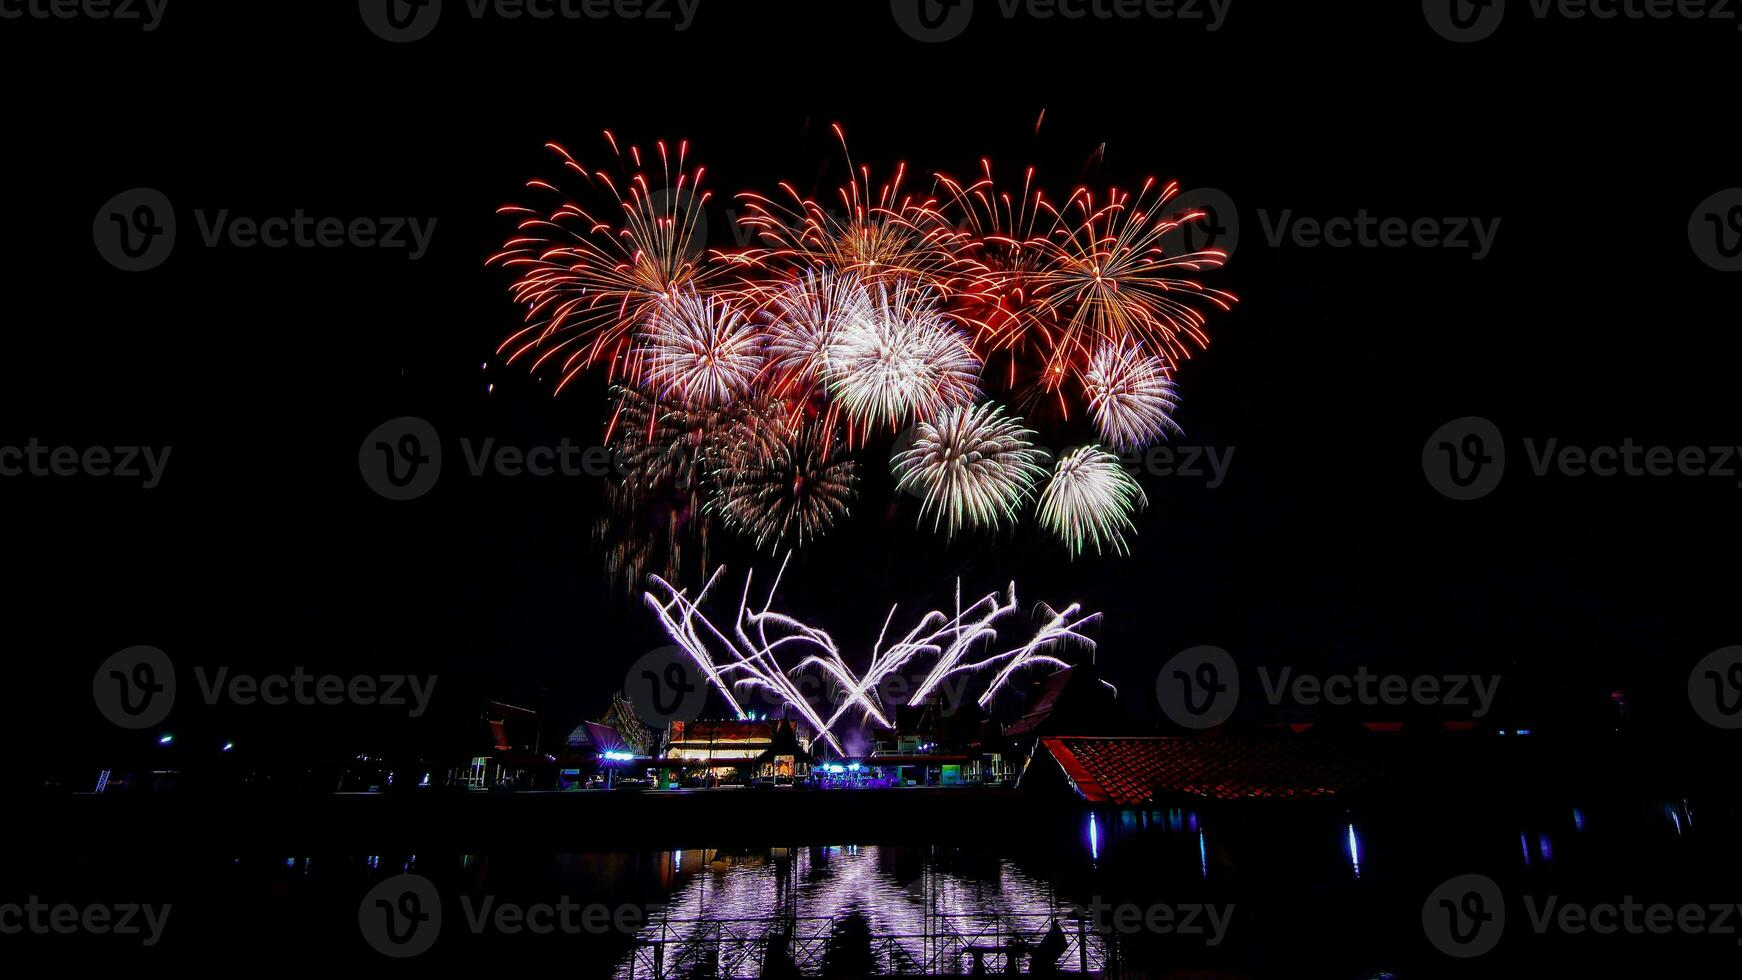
[7,3,1738,778]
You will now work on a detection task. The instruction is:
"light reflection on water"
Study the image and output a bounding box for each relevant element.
[619,845,1093,977]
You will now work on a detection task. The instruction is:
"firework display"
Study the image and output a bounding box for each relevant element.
[644,557,1105,752]
[492,129,1236,573]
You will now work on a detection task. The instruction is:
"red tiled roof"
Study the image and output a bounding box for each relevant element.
[1036,737,1378,804]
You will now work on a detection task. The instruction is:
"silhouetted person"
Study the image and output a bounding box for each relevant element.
[1030,918,1068,975]
[820,911,876,978]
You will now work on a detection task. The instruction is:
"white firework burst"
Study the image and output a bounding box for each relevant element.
[822,278,981,430]
[1037,446,1148,558]
[761,269,873,394]
[892,403,1049,537]
[638,290,763,407]
[1082,337,1181,452]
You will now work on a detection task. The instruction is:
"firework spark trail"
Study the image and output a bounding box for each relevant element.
[1029,179,1235,379]
[644,561,848,754]
[491,136,717,392]
[644,560,1102,752]
[728,124,974,293]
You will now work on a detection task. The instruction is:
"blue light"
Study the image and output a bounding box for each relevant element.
[847,762,861,771]
[157,734,174,745]
[1198,829,1208,878]
[1346,823,1362,878]
[221,742,235,752]
[1087,813,1099,861]
[601,750,636,763]
[1572,808,1586,832]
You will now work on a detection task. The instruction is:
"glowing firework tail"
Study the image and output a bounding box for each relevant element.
[644,559,1104,752]
[491,136,716,392]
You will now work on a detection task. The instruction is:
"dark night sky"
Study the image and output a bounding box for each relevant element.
[4,2,1738,775]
